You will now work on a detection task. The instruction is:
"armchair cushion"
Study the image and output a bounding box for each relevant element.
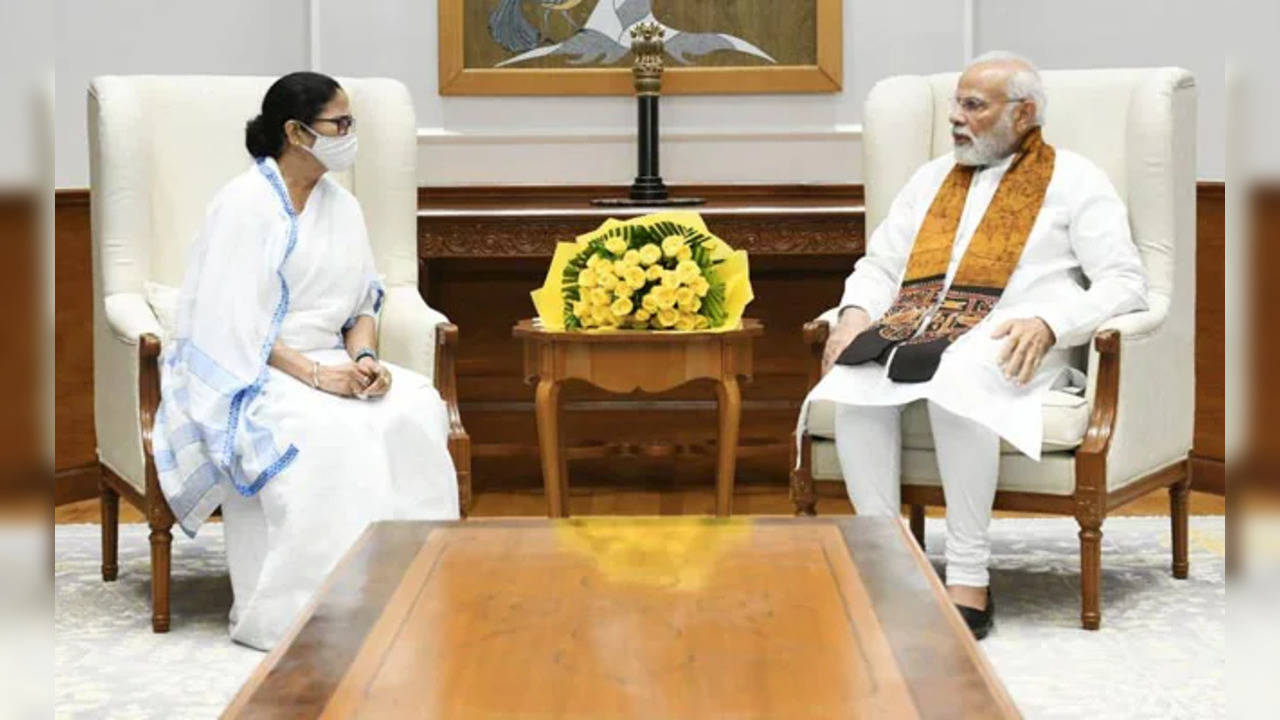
[103,291,163,343]
[810,441,1079,496]
[143,281,179,341]
[805,390,1089,454]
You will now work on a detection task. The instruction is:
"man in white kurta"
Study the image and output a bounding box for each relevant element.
[802,53,1147,637]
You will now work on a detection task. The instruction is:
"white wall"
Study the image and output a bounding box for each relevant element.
[54,0,308,187]
[54,0,1223,187]
[0,1,52,187]
[975,0,1225,179]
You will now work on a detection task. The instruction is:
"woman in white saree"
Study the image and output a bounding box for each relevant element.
[153,72,460,650]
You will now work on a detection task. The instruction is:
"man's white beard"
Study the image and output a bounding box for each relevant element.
[953,110,1020,167]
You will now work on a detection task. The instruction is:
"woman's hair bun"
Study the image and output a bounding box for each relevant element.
[244,114,273,159]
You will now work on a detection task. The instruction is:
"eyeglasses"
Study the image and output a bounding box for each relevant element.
[950,96,1027,116]
[306,114,356,135]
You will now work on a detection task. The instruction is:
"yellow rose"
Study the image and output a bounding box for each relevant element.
[624,249,642,266]
[653,287,678,310]
[641,292,659,312]
[573,300,589,319]
[624,266,647,289]
[660,270,680,289]
[661,234,686,258]
[677,296,700,314]
[676,245,693,262]
[675,260,701,284]
[605,237,627,256]
[614,285,634,301]
[695,315,710,330]
[586,254,600,269]
[577,268,597,288]
[590,288,611,307]
[657,308,679,328]
[692,276,710,297]
[597,270,618,290]
[591,304,612,324]
[634,308,651,322]
[646,265,664,281]
[610,297,634,317]
[675,314,697,332]
[675,287,694,306]
[638,244,662,266]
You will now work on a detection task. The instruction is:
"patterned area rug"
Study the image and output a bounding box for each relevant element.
[54,516,1224,719]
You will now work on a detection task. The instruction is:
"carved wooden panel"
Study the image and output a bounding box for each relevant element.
[418,185,864,490]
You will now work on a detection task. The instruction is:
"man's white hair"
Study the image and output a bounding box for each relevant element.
[966,50,1046,126]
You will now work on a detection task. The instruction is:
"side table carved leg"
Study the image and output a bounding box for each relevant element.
[715,377,741,517]
[535,378,567,518]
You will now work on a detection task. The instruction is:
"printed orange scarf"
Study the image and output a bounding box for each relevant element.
[837,128,1055,382]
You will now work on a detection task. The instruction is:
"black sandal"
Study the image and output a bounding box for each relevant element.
[954,589,994,640]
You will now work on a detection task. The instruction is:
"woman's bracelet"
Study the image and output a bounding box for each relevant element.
[353,346,378,364]
[311,360,320,389]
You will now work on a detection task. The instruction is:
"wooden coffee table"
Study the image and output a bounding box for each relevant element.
[224,517,1019,719]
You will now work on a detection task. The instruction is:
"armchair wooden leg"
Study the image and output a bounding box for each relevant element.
[450,431,472,518]
[1170,471,1191,580]
[909,504,926,551]
[149,512,173,633]
[99,472,118,582]
[789,431,817,516]
[1077,518,1103,630]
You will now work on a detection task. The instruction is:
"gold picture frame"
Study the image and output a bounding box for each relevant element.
[438,0,842,95]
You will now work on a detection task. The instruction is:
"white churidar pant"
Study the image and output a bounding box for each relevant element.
[834,400,999,587]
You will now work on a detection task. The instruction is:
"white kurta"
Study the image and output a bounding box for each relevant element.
[802,148,1148,459]
[158,159,459,651]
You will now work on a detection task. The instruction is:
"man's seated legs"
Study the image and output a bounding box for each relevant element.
[928,401,999,611]
[834,403,903,517]
[834,399,999,635]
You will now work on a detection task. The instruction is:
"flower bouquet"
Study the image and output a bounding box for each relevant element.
[531,211,753,332]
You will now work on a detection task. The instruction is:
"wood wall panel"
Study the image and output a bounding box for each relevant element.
[52,182,1228,502]
[54,191,97,502]
[0,194,43,497]
[1193,182,1225,493]
[419,186,863,491]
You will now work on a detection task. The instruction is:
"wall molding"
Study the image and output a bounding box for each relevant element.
[308,0,322,72]
[963,0,976,64]
[415,124,864,146]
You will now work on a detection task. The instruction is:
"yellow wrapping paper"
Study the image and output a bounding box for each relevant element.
[530,211,754,332]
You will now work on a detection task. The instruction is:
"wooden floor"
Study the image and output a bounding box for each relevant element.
[55,481,1226,524]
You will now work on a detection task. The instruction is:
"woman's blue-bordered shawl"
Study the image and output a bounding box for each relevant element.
[152,159,306,537]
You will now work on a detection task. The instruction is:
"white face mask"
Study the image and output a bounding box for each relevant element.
[298,122,358,172]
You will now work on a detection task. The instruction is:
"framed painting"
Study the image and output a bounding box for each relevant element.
[438,0,842,95]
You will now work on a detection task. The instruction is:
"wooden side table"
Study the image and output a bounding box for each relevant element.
[513,318,764,518]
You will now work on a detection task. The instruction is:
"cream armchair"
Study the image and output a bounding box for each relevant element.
[790,68,1196,629]
[89,75,470,632]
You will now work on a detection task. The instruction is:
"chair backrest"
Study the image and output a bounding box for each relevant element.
[88,74,420,296]
[862,68,1196,337]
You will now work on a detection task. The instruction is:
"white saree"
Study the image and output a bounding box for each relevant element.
[154,158,459,650]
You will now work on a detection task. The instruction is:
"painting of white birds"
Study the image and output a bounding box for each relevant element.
[486,0,778,67]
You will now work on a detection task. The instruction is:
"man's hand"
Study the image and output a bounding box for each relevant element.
[992,317,1056,385]
[822,307,872,376]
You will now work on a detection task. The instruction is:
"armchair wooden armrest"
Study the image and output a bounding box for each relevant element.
[801,319,830,391]
[789,318,831,516]
[434,323,472,515]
